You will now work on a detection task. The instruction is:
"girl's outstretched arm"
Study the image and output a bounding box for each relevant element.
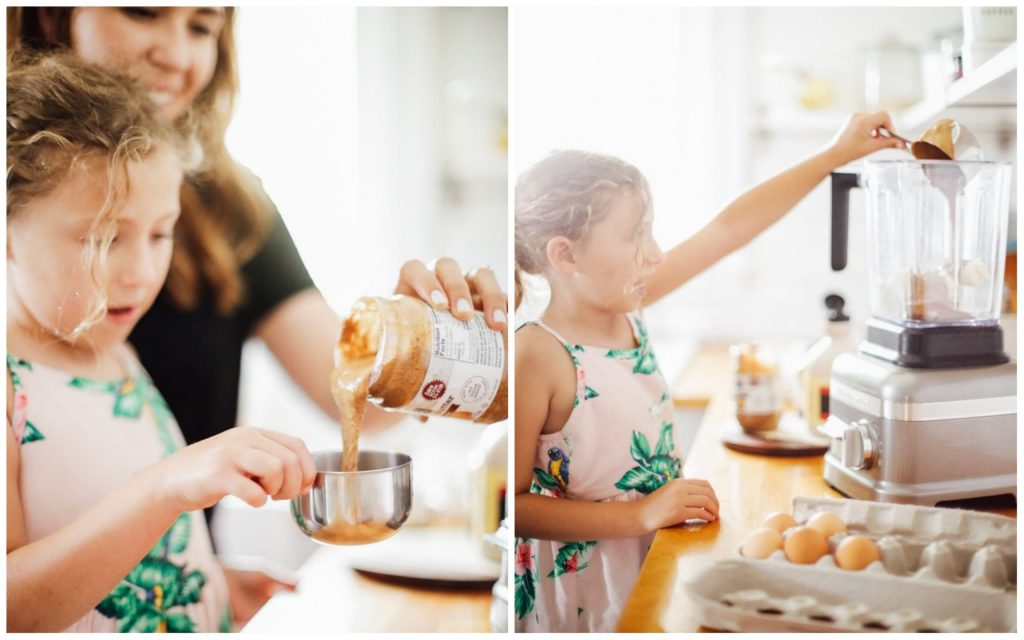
[643,111,904,305]
[514,327,719,541]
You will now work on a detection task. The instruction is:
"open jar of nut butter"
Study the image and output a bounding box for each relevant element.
[338,295,507,423]
[730,342,782,432]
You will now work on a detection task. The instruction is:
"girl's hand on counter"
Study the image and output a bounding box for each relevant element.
[638,478,720,532]
[147,427,317,513]
[396,258,508,331]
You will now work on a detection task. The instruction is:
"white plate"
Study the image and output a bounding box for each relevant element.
[345,524,501,582]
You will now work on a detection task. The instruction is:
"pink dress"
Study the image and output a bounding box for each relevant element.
[514,315,681,632]
[7,345,231,632]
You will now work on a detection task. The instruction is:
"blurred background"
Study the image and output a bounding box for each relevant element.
[514,6,1016,454]
[212,7,508,581]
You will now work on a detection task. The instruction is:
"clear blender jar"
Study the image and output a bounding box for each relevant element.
[832,159,1013,368]
[865,160,1012,326]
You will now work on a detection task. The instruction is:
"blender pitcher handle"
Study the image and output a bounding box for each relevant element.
[831,172,861,271]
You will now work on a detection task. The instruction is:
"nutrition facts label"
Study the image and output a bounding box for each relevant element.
[407,308,505,419]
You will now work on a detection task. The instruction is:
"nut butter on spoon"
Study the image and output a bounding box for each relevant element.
[877,126,950,160]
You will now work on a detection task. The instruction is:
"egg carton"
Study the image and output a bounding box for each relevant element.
[735,497,1017,590]
[792,496,1016,548]
[668,558,1016,633]
[773,497,1016,590]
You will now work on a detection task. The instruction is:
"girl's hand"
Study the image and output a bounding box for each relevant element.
[396,258,508,331]
[147,427,317,513]
[826,111,906,167]
[637,478,720,532]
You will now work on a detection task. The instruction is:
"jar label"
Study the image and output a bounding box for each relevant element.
[407,308,504,419]
[735,372,779,415]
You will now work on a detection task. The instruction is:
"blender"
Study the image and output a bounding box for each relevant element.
[823,159,1015,505]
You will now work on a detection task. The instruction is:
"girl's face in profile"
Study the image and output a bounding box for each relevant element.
[68,7,225,121]
[571,192,665,313]
[7,147,183,350]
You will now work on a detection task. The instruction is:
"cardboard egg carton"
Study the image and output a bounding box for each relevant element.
[750,497,1016,590]
[664,497,1016,632]
[669,559,1015,632]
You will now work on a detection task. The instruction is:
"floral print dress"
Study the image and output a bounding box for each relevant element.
[7,345,231,632]
[515,315,681,633]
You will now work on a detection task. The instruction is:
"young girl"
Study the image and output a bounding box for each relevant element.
[7,53,316,632]
[514,112,903,632]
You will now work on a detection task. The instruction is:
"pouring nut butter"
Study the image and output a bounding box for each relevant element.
[319,295,506,546]
[334,295,508,430]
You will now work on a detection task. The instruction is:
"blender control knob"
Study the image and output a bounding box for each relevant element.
[841,421,876,470]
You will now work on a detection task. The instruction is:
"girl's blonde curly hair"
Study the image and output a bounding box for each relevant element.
[514,150,651,308]
[7,50,195,339]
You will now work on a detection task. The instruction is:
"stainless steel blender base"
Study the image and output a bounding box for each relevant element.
[824,453,1017,506]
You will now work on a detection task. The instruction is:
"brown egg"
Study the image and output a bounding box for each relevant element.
[806,511,847,539]
[741,527,784,559]
[783,526,828,564]
[835,535,881,571]
[762,512,797,534]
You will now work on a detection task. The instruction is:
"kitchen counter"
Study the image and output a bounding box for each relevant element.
[242,535,494,632]
[617,344,1016,632]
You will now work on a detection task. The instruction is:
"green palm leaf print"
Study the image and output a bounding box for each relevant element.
[615,426,681,495]
[96,513,206,631]
[547,541,597,578]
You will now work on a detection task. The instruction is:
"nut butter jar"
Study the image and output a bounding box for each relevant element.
[337,295,507,423]
[730,343,781,432]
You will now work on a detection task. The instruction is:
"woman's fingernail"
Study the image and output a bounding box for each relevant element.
[430,290,447,307]
[456,298,472,314]
[493,309,507,324]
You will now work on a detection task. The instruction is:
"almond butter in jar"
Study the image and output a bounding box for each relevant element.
[730,343,782,432]
[337,295,507,424]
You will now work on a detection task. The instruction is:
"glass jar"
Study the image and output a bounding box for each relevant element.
[730,343,782,432]
[337,295,507,423]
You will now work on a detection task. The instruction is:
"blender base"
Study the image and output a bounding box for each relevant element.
[824,453,1017,506]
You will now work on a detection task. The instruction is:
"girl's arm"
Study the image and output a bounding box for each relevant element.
[643,111,903,306]
[514,328,720,541]
[514,328,647,540]
[254,259,507,431]
[7,425,180,632]
[6,423,315,632]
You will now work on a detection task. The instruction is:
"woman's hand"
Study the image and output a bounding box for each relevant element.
[826,110,905,167]
[396,258,508,331]
[636,478,720,532]
[146,427,317,513]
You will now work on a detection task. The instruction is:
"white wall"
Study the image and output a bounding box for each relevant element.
[514,6,1016,382]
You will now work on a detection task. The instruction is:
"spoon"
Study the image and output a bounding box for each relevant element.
[878,126,951,160]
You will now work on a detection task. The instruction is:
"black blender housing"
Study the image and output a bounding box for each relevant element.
[830,172,1008,369]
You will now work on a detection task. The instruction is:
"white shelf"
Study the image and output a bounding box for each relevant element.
[896,41,1016,132]
[752,42,1016,138]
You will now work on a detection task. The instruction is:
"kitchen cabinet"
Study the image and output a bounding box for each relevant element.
[897,40,1016,133]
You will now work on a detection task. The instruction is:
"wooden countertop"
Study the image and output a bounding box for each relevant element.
[618,344,1016,633]
[242,536,494,632]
